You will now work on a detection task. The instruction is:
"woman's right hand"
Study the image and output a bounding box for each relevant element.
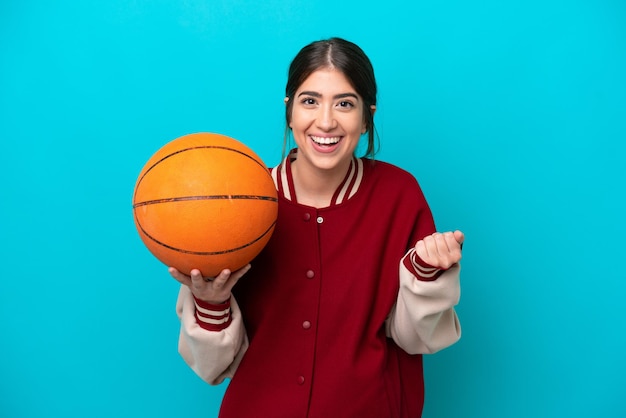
[169,264,251,305]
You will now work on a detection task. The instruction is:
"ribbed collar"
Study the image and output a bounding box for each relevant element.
[270,148,364,207]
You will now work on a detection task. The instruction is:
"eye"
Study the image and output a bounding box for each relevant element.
[300,97,317,106]
[338,101,354,109]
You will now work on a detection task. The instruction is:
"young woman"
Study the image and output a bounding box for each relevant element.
[170,37,463,418]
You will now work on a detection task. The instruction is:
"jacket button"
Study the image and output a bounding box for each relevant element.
[297,375,305,385]
[302,321,311,329]
[303,212,311,221]
[306,270,315,279]
[316,216,324,224]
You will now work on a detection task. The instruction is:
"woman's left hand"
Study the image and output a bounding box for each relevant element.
[414,230,464,269]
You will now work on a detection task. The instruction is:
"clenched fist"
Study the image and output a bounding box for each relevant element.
[415,230,464,270]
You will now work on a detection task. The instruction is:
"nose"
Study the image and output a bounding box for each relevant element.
[316,105,337,131]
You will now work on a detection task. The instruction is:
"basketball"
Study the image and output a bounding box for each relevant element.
[132,132,278,277]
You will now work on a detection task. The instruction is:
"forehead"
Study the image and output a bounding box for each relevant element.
[296,68,357,95]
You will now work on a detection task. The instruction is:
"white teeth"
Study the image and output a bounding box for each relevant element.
[311,136,341,145]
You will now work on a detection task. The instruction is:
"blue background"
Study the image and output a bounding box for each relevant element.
[1,1,625,417]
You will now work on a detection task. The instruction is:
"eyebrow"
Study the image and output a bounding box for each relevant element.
[298,91,360,101]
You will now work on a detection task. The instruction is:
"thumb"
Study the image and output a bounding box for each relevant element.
[453,230,465,246]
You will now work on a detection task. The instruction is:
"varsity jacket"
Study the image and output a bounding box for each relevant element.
[176,152,461,418]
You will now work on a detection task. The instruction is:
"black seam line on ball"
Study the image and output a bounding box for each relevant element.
[132,195,278,208]
[132,145,269,203]
[135,217,277,255]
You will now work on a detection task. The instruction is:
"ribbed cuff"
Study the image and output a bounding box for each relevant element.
[403,248,444,281]
[193,296,232,331]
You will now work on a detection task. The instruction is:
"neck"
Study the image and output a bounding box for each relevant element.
[291,158,352,208]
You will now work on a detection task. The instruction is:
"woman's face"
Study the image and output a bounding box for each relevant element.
[288,68,367,174]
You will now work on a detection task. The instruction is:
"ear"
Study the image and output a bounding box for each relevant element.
[284,97,292,128]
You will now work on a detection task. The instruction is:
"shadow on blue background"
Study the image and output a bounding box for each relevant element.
[1,1,624,417]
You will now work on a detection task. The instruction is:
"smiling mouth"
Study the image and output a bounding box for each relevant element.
[310,135,341,146]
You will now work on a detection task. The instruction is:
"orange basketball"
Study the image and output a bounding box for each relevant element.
[132,132,278,277]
